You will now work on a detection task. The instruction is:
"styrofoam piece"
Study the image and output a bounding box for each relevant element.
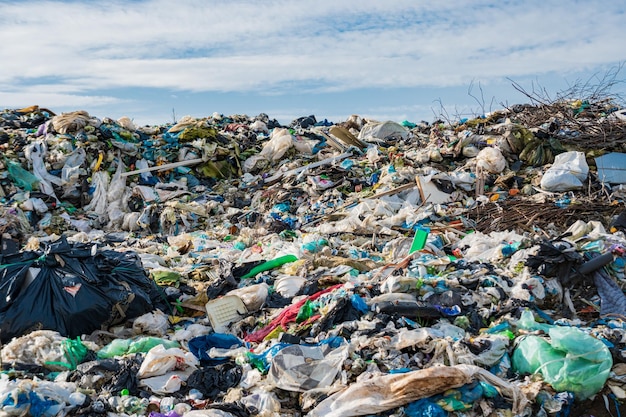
[205,295,248,333]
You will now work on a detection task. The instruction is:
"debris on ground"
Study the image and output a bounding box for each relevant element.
[1,94,626,416]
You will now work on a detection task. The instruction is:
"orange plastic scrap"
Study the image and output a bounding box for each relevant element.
[15,105,39,114]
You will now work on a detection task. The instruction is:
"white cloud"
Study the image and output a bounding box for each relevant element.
[0,91,126,109]
[0,0,624,113]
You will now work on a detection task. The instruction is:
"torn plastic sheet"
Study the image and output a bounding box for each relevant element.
[308,364,526,417]
[25,141,63,199]
[268,338,349,392]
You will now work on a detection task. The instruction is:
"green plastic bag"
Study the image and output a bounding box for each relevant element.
[6,159,39,191]
[150,269,181,287]
[296,299,317,323]
[97,336,179,359]
[45,337,89,371]
[512,310,612,399]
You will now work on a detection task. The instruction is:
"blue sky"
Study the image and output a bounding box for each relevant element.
[1,0,625,126]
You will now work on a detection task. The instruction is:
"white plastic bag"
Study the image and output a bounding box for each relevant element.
[243,128,294,171]
[107,158,128,228]
[475,147,506,174]
[25,141,63,199]
[366,145,381,164]
[540,151,589,191]
[240,390,281,417]
[133,309,170,337]
[250,120,268,133]
[274,275,307,298]
[61,147,86,185]
[135,158,154,183]
[358,121,409,141]
[227,283,269,312]
[137,344,199,378]
[20,197,49,214]
[140,370,195,394]
[83,170,109,216]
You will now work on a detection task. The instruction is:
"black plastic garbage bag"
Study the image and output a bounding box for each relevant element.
[186,363,243,399]
[0,237,168,342]
[526,239,583,285]
[70,355,143,396]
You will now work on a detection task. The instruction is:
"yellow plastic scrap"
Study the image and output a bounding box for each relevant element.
[264,325,285,341]
[93,152,104,172]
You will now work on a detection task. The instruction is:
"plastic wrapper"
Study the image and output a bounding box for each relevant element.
[0,374,76,417]
[308,364,525,417]
[357,121,409,141]
[60,147,86,185]
[404,398,447,417]
[240,390,281,417]
[226,282,269,312]
[106,158,128,228]
[84,170,109,217]
[141,371,194,394]
[6,159,40,191]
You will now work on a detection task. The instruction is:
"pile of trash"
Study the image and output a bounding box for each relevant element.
[0,98,625,417]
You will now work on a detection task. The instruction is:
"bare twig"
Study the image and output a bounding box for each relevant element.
[431,98,453,126]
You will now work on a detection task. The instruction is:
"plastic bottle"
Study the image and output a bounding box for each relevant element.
[174,402,192,415]
[160,397,176,413]
[555,197,571,208]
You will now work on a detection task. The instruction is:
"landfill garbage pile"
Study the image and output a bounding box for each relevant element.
[0,99,625,417]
